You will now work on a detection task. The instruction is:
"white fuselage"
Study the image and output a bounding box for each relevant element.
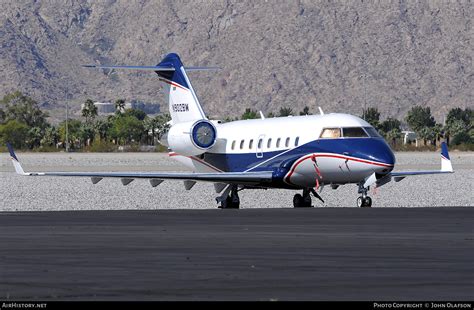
[168,113,395,189]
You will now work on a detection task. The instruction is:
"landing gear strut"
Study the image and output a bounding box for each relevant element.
[293,188,324,208]
[217,185,240,209]
[357,183,372,208]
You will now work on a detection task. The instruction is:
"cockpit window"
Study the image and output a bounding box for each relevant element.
[342,127,368,138]
[320,128,341,139]
[363,127,382,138]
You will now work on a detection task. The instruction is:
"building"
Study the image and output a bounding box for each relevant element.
[81,101,161,115]
[126,100,161,115]
[402,130,417,145]
[93,102,116,114]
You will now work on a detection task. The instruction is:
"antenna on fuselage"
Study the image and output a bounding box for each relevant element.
[259,111,265,120]
[318,107,325,115]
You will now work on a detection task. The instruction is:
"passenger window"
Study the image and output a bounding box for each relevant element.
[285,137,290,147]
[240,140,245,149]
[231,140,236,150]
[249,139,254,149]
[276,138,281,148]
[267,138,272,148]
[295,137,299,146]
[320,128,341,139]
[342,127,368,138]
[258,139,263,149]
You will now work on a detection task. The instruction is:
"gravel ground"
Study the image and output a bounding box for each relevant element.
[1,152,472,211]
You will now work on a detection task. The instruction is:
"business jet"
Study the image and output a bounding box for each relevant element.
[7,53,454,208]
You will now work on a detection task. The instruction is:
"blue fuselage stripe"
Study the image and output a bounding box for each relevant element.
[203,138,395,173]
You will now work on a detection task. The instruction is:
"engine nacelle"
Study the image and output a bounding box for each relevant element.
[167,120,217,156]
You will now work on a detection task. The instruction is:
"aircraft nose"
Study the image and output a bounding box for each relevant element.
[382,145,395,167]
[375,140,395,170]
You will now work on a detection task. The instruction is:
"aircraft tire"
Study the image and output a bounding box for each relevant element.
[364,197,372,207]
[293,194,304,208]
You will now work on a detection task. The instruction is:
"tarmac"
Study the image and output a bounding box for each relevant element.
[0,207,472,301]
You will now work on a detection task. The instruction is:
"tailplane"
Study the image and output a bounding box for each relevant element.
[83,53,218,125]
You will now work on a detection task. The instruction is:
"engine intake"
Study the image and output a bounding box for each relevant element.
[167,120,217,156]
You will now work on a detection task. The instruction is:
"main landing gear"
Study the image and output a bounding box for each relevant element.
[357,183,372,208]
[293,188,324,208]
[217,185,240,209]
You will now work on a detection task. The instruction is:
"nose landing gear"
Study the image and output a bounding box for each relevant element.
[357,183,372,207]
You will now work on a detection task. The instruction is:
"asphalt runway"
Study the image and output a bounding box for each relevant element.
[0,207,472,301]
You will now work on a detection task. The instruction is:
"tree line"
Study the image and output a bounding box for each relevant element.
[0,91,472,151]
[0,91,170,151]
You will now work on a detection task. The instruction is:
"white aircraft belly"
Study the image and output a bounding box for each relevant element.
[285,155,374,187]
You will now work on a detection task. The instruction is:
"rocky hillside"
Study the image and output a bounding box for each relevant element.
[0,0,472,122]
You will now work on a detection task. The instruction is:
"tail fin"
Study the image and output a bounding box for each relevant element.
[84,53,217,125]
[440,142,453,172]
[154,53,206,124]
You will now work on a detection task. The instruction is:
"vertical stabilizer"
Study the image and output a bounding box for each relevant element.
[155,53,206,124]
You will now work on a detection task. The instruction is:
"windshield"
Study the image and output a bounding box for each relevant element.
[363,127,382,138]
[342,127,368,138]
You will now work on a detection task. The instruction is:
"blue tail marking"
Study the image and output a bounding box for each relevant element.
[155,53,189,89]
[6,143,18,161]
[441,142,450,160]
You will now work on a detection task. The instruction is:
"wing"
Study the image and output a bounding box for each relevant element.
[6,143,273,187]
[360,142,454,189]
[389,142,453,181]
[370,142,454,187]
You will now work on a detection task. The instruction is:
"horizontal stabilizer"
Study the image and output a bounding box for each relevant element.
[83,65,219,71]
[83,65,175,71]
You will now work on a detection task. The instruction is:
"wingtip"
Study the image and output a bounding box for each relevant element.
[440,142,453,172]
[6,143,26,175]
[441,142,450,160]
[6,142,18,161]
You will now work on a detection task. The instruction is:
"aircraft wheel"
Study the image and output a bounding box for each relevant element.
[364,196,372,207]
[357,196,372,208]
[293,194,304,208]
[230,194,240,209]
[303,194,312,207]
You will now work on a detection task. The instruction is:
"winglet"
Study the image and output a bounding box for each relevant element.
[6,143,26,175]
[440,142,453,172]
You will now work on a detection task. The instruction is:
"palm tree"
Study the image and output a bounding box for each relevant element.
[82,99,98,124]
[144,117,159,145]
[115,99,126,115]
[279,107,293,117]
[299,106,311,115]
